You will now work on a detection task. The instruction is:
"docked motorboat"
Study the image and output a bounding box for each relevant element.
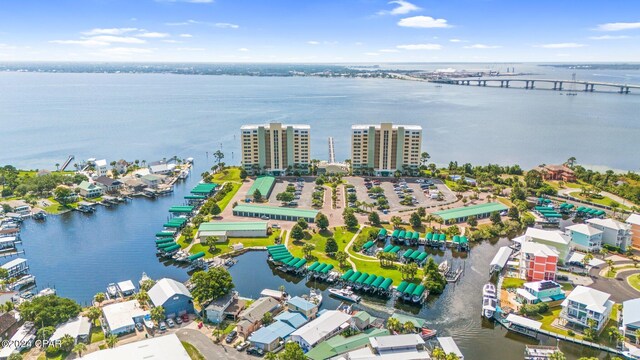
[37,288,56,297]
[106,283,118,299]
[9,275,36,290]
[328,287,361,303]
[438,260,450,274]
[143,314,154,329]
[482,296,497,319]
[309,289,323,306]
[139,272,151,287]
[482,283,497,298]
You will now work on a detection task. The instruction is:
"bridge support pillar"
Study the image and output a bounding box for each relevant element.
[626,87,630,94]
[505,81,510,88]
[530,81,535,89]
[477,80,481,86]
[558,82,563,91]
[483,80,487,86]
[500,81,504,87]
[589,84,594,92]
[553,82,557,90]
[584,84,589,92]
[525,81,529,89]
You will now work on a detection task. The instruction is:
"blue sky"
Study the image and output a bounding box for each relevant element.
[0,0,639,62]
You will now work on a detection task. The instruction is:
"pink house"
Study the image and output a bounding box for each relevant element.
[520,242,559,282]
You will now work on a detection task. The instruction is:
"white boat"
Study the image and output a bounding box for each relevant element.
[482,296,497,319]
[106,283,118,299]
[139,272,151,287]
[328,287,361,303]
[37,288,56,297]
[143,314,154,329]
[309,289,323,306]
[482,283,497,298]
[438,260,449,274]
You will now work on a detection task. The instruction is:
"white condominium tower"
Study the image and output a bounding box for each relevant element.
[240,122,311,175]
[351,123,422,176]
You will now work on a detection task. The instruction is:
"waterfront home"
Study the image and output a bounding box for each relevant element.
[248,312,309,352]
[516,280,565,305]
[4,200,31,216]
[122,178,146,192]
[0,312,20,341]
[305,328,389,360]
[289,310,351,352]
[94,159,109,177]
[274,311,308,329]
[586,218,632,251]
[140,174,164,189]
[626,214,640,250]
[433,202,508,224]
[490,246,513,274]
[81,333,190,360]
[148,278,194,318]
[116,280,136,297]
[369,334,426,355]
[101,300,148,335]
[524,227,570,263]
[437,337,464,360]
[236,296,281,338]
[566,224,603,252]
[350,310,382,331]
[520,242,559,281]
[149,163,175,175]
[286,296,318,320]
[196,221,268,241]
[622,298,640,336]
[203,291,238,324]
[50,316,91,344]
[537,164,576,182]
[0,322,35,359]
[94,176,122,193]
[1,258,29,278]
[560,286,613,332]
[115,159,128,174]
[77,181,103,198]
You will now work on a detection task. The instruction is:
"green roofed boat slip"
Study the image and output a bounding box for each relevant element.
[405,231,413,240]
[362,241,375,250]
[391,229,400,238]
[157,242,177,249]
[412,284,425,296]
[389,246,400,254]
[188,252,205,261]
[379,278,393,290]
[416,252,428,261]
[355,273,369,284]
[426,232,433,240]
[412,232,420,240]
[156,231,174,237]
[371,276,385,288]
[453,235,460,244]
[168,206,195,213]
[315,263,328,273]
[341,269,354,280]
[382,245,393,252]
[162,244,181,252]
[184,195,206,200]
[155,238,174,244]
[308,261,320,271]
[363,274,377,285]
[293,258,307,269]
[348,271,362,282]
[404,283,417,295]
[396,281,409,293]
[287,257,301,266]
[439,233,446,241]
[403,249,414,258]
[460,236,468,244]
[378,228,387,237]
[321,264,334,274]
[398,230,406,239]
[267,244,286,250]
[410,251,421,260]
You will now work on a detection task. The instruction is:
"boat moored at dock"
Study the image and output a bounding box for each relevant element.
[328,287,361,303]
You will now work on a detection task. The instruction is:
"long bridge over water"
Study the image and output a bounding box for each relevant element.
[432,77,640,94]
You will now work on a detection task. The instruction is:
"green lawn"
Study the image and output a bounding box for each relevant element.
[215,182,241,212]
[289,227,356,270]
[182,341,205,360]
[90,319,105,343]
[188,230,283,258]
[502,277,526,289]
[212,168,242,183]
[229,230,283,248]
[188,241,231,258]
[534,306,579,338]
[569,191,631,210]
[37,351,68,360]
[628,273,640,292]
[496,197,514,207]
[351,257,422,285]
[560,282,575,291]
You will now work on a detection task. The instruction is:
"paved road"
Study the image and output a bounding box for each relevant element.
[176,329,252,360]
[589,266,640,303]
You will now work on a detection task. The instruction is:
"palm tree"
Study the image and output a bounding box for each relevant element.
[549,351,566,360]
[302,243,315,258]
[106,334,118,348]
[635,328,640,344]
[94,292,106,305]
[386,317,401,333]
[212,328,223,343]
[445,353,460,360]
[264,352,278,360]
[403,321,415,334]
[136,290,150,306]
[335,251,348,267]
[582,253,594,268]
[432,347,446,360]
[73,342,87,358]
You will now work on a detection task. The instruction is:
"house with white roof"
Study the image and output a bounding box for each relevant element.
[587,218,632,251]
[117,280,136,297]
[627,214,640,250]
[560,285,613,331]
[50,316,91,344]
[525,227,571,263]
[148,278,194,318]
[516,280,565,305]
[94,159,109,177]
[622,298,640,336]
[290,310,351,352]
[566,224,603,252]
[101,300,148,335]
[82,333,190,360]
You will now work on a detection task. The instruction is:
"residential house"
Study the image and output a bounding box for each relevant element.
[94,159,109,177]
[81,333,190,360]
[141,174,163,189]
[622,298,640,336]
[520,242,559,281]
[50,316,91,344]
[566,224,603,252]
[123,178,146,192]
[305,328,389,360]
[77,181,103,198]
[203,291,238,324]
[0,313,20,341]
[149,163,175,175]
[516,280,565,305]
[286,296,318,320]
[349,310,381,331]
[102,300,148,335]
[344,334,429,359]
[94,176,122,193]
[586,218,632,251]
[236,297,280,338]
[560,286,613,331]
[627,214,640,250]
[1,258,29,278]
[289,310,351,352]
[247,314,307,353]
[148,278,194,318]
[115,160,128,174]
[273,311,307,329]
[525,227,571,263]
[538,164,576,182]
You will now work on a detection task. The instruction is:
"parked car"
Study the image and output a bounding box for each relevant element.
[247,347,265,357]
[261,215,269,220]
[236,342,251,351]
[135,322,144,331]
[166,318,175,328]
[226,330,238,344]
[175,316,183,325]
[159,322,167,331]
[271,224,280,229]
[181,313,190,322]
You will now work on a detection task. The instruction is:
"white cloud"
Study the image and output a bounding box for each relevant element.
[397,43,442,50]
[215,23,239,29]
[99,47,154,56]
[379,49,399,53]
[238,48,249,52]
[535,43,585,49]
[179,33,193,38]
[177,47,205,51]
[595,22,640,31]
[165,20,199,26]
[449,38,466,43]
[162,39,182,43]
[49,39,110,47]
[364,52,380,56]
[378,0,421,15]
[463,44,502,49]
[90,35,147,44]
[398,16,451,28]
[307,41,320,45]
[588,35,630,40]
[137,32,170,38]
[82,28,138,36]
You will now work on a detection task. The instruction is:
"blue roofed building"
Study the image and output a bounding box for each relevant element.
[148,278,194,318]
[248,319,297,352]
[286,296,318,320]
[274,311,307,329]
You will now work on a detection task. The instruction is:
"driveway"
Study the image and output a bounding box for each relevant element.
[588,266,640,303]
[176,328,252,360]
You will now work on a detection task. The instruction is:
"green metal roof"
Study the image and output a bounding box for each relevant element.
[293,258,307,269]
[416,252,428,261]
[348,271,361,282]
[372,277,385,288]
[308,261,320,271]
[412,284,426,296]
[233,204,319,219]
[163,223,183,228]
[188,252,205,261]
[404,231,413,239]
[247,176,276,197]
[198,221,268,232]
[382,244,393,252]
[363,274,377,285]
[321,264,334,274]
[341,269,354,280]
[389,246,400,254]
[378,228,387,236]
[184,195,206,200]
[315,263,328,273]
[267,244,285,250]
[390,313,425,328]
[157,241,177,248]
[402,249,414,258]
[355,273,369,284]
[391,229,400,238]
[191,183,218,194]
[155,238,174,244]
[162,244,181,252]
[404,283,417,295]
[362,241,375,250]
[168,206,195,213]
[305,328,390,360]
[396,281,409,293]
[426,233,433,240]
[379,278,393,290]
[156,231,174,237]
[412,232,420,240]
[398,230,406,239]
[434,202,508,221]
[410,251,421,260]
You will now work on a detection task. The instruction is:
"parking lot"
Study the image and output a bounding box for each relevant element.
[267,177,316,209]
